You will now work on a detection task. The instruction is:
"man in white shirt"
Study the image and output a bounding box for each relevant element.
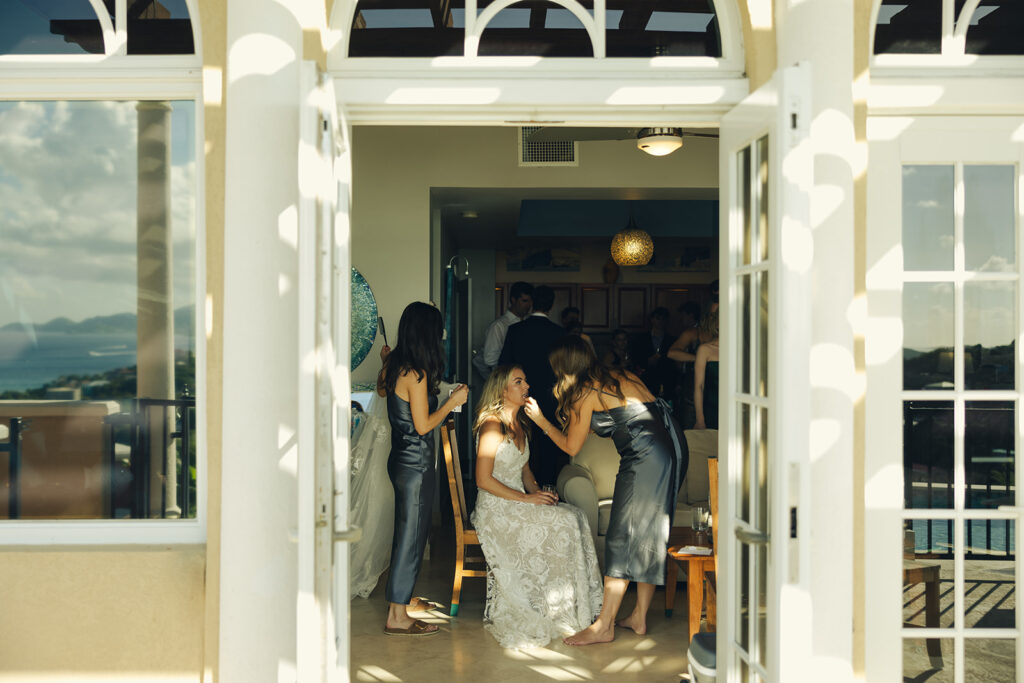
[472,281,533,380]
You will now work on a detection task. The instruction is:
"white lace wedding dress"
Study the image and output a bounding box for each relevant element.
[470,436,603,649]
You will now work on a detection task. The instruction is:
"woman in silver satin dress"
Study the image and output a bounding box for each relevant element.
[524,335,687,645]
[377,302,468,636]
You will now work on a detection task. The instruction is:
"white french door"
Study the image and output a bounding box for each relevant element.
[717,63,813,683]
[297,61,355,682]
[866,117,1024,683]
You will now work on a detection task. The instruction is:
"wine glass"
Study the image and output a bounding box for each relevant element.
[692,504,710,545]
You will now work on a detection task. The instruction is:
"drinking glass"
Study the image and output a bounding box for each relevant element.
[693,504,710,545]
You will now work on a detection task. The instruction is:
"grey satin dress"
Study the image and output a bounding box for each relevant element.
[590,398,687,585]
[384,392,437,605]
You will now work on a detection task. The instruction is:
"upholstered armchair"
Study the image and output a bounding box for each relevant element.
[556,429,719,570]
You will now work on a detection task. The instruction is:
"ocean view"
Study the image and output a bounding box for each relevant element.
[0,330,191,393]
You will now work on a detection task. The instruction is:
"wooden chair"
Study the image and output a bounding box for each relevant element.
[440,419,487,616]
[703,455,719,631]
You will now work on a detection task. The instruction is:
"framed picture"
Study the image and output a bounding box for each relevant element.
[638,244,714,272]
[505,247,581,272]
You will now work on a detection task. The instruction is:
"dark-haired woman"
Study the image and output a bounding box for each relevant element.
[377,301,468,636]
[524,335,686,645]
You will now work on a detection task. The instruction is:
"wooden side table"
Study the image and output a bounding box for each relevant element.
[665,528,715,642]
[904,560,942,660]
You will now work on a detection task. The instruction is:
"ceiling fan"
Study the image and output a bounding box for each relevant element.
[527,126,718,156]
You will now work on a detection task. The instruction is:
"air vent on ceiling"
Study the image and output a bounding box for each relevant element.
[518,126,578,167]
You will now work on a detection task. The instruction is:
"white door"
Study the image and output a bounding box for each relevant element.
[865,117,1024,682]
[717,63,813,683]
[297,61,355,682]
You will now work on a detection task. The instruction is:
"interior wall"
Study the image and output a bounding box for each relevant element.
[350,125,719,385]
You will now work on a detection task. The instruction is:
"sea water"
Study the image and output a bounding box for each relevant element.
[0,330,187,393]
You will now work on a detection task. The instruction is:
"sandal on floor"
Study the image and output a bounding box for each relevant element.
[383,619,439,637]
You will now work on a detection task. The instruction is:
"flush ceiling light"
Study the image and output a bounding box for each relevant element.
[636,127,683,157]
[610,209,654,266]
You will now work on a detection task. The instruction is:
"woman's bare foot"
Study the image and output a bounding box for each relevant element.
[563,622,615,646]
[615,612,647,635]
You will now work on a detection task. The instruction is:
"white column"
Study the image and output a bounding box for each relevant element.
[775,1,856,681]
[136,101,179,518]
[220,1,306,680]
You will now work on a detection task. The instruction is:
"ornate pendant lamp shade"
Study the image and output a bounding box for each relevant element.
[610,210,654,266]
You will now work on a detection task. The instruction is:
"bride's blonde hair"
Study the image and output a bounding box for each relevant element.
[473,365,532,439]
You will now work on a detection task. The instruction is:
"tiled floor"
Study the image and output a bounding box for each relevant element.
[350,536,698,683]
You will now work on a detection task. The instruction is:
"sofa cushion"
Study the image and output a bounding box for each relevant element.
[683,429,717,505]
[572,433,621,500]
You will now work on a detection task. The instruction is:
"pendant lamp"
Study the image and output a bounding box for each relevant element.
[610,206,654,266]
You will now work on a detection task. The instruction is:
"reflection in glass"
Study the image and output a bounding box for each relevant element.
[741,274,751,394]
[903,519,953,629]
[479,1,591,56]
[964,520,1016,630]
[740,402,751,523]
[964,1,1024,55]
[965,402,1015,511]
[0,100,197,520]
[350,0,465,57]
[874,0,941,54]
[740,145,752,265]
[757,272,768,397]
[0,0,103,54]
[902,638,953,682]
[605,0,721,57]
[757,135,768,262]
[757,406,767,531]
[126,0,194,54]
[904,401,954,510]
[964,165,1015,272]
[902,165,954,271]
[756,543,767,668]
[903,282,954,390]
[964,282,1015,390]
[738,540,750,650]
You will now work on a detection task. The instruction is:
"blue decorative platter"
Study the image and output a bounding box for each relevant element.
[351,268,377,370]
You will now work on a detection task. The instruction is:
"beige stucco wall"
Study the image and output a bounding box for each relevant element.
[0,546,205,682]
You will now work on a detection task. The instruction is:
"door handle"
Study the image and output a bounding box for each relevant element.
[333,525,363,543]
[735,528,769,545]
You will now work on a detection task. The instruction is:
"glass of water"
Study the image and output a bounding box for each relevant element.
[693,504,710,544]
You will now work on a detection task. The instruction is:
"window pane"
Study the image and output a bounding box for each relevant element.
[0,100,197,520]
[739,402,751,523]
[741,274,751,393]
[479,1,592,57]
[964,165,1015,272]
[965,402,1015,510]
[904,401,954,510]
[757,272,768,398]
[964,282,1015,391]
[0,0,103,55]
[903,638,953,681]
[903,282,954,390]
[902,165,954,271]
[904,519,953,628]
[740,145,752,265]
[756,135,768,262]
[874,0,942,55]
[964,1,1024,55]
[605,0,721,58]
[126,0,194,55]
[350,0,465,57]
[963,639,1016,678]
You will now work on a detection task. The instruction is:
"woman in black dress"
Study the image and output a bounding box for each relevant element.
[377,302,467,636]
[524,335,686,645]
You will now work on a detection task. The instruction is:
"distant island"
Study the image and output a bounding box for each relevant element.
[0,305,194,336]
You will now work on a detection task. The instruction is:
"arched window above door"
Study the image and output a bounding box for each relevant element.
[873,0,1023,56]
[347,0,725,59]
[0,0,196,56]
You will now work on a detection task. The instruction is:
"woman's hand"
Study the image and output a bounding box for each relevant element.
[694,419,706,430]
[448,383,469,407]
[523,397,544,423]
[523,490,557,506]
[379,344,391,362]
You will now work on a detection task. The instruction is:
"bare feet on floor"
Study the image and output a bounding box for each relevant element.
[615,612,647,635]
[563,623,615,646]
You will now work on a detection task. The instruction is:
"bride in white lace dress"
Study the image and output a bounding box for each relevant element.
[470,365,603,649]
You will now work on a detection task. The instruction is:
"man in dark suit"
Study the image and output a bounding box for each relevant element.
[631,306,678,400]
[499,285,566,487]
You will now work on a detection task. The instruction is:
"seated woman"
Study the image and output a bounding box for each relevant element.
[470,365,603,649]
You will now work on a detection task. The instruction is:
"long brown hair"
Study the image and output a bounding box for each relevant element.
[473,365,532,440]
[548,335,625,430]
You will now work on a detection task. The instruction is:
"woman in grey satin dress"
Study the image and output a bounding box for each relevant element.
[377,302,468,636]
[524,335,686,645]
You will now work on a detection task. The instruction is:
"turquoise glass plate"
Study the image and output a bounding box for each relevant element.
[351,268,378,370]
